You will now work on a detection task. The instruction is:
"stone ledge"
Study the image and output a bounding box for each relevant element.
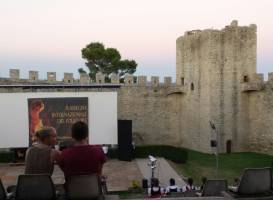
[241,82,264,92]
[166,86,185,96]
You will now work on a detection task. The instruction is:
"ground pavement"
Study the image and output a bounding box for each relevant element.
[136,158,186,188]
[0,158,184,191]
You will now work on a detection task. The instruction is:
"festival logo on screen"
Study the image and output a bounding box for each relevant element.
[28,97,88,145]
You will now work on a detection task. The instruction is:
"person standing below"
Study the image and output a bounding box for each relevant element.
[25,127,60,175]
[148,178,164,198]
[182,178,197,192]
[165,178,181,194]
[59,121,106,179]
[200,177,207,191]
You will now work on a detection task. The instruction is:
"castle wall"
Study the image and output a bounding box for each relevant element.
[176,30,212,152]
[246,78,273,154]
[176,21,257,153]
[118,86,183,146]
[214,22,257,153]
[0,75,182,147]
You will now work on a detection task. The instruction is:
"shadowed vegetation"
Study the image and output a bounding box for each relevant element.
[170,149,273,185]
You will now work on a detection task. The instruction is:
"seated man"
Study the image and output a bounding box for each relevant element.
[165,178,181,194]
[25,127,60,175]
[228,178,240,192]
[200,177,207,191]
[182,178,197,192]
[148,178,164,198]
[59,121,106,179]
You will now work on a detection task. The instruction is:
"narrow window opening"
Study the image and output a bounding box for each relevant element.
[226,140,232,154]
[181,77,185,85]
[191,83,194,91]
[243,75,249,83]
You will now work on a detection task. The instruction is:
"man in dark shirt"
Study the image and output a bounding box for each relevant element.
[59,121,106,179]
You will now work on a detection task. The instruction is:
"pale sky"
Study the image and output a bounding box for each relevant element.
[0,0,272,80]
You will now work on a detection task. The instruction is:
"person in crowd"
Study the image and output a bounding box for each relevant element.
[59,121,106,179]
[200,177,207,191]
[25,126,61,175]
[165,178,181,194]
[195,177,207,197]
[229,177,240,192]
[148,178,164,198]
[182,178,197,192]
[233,178,240,187]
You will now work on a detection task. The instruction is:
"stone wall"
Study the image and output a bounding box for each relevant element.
[243,75,273,154]
[118,85,183,146]
[176,20,257,153]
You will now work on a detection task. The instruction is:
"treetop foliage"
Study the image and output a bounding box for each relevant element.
[79,42,137,82]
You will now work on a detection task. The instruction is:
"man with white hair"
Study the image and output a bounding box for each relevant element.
[25,127,61,175]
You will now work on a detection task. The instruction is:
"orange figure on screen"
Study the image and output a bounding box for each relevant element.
[29,100,45,141]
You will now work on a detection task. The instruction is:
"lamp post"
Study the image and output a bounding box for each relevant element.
[148,155,157,186]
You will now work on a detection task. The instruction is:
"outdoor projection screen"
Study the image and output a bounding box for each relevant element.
[0,92,117,148]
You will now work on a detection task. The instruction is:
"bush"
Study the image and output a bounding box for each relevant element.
[134,145,188,163]
[107,147,119,159]
[107,145,188,163]
[0,151,15,163]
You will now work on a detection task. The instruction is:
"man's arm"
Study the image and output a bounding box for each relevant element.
[96,146,107,175]
[165,186,170,194]
[98,146,107,164]
[25,148,30,162]
[51,149,62,164]
[148,188,151,197]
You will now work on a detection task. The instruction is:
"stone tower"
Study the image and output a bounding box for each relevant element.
[176,20,257,153]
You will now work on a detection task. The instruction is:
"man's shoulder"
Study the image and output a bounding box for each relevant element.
[27,145,51,152]
[85,145,103,152]
[27,145,39,151]
[62,145,100,152]
[90,145,103,150]
[61,145,104,156]
[61,147,74,155]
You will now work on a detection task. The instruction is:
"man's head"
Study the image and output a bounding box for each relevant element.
[151,178,159,187]
[201,177,207,184]
[71,121,88,142]
[36,127,57,146]
[188,178,193,186]
[169,178,175,186]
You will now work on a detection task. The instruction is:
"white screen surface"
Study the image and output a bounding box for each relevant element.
[0,92,117,148]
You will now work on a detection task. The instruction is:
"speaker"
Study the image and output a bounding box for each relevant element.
[118,120,133,161]
[142,179,148,189]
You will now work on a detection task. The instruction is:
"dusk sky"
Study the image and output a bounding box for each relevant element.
[0,0,272,80]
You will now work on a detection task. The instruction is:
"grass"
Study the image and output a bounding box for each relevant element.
[108,188,146,199]
[169,149,273,185]
[108,145,188,163]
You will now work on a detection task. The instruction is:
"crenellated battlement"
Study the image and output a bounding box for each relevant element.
[0,69,177,87]
[267,72,273,89]
[268,72,273,82]
[177,20,256,43]
[241,72,273,92]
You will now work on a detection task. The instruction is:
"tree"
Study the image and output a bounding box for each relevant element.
[79,42,137,82]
